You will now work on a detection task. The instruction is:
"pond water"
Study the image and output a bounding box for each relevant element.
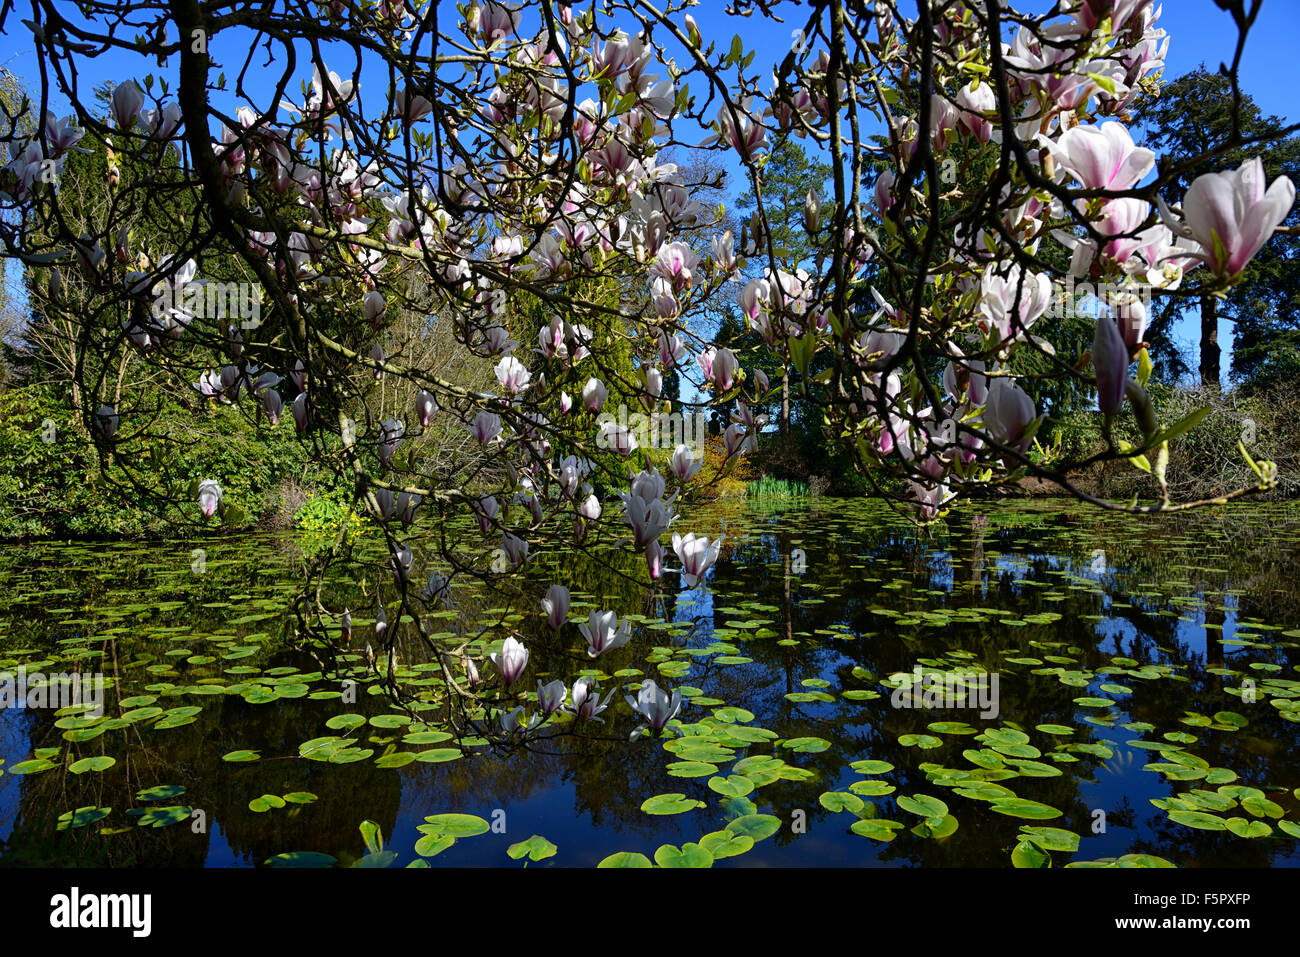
[2,499,1299,868]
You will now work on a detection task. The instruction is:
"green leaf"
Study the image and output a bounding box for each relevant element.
[896,793,949,819]
[507,835,557,862]
[851,819,904,842]
[699,830,754,859]
[360,820,384,854]
[1149,405,1212,447]
[69,756,115,774]
[597,851,653,868]
[1012,839,1052,868]
[136,785,185,802]
[990,799,1063,820]
[726,814,782,842]
[421,814,490,837]
[653,842,713,868]
[641,793,705,816]
[414,834,456,857]
[57,806,112,831]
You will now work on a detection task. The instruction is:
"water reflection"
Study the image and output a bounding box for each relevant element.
[2,500,1299,867]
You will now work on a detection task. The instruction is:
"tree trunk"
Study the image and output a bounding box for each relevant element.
[1199,295,1220,389]
[780,368,790,435]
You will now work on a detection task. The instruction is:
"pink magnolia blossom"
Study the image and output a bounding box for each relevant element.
[1159,157,1296,279]
[1041,121,1154,191]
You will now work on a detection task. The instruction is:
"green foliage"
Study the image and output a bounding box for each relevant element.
[0,382,330,538]
[746,476,809,499]
[294,487,370,550]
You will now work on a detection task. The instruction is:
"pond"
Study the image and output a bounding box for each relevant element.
[1,499,1299,868]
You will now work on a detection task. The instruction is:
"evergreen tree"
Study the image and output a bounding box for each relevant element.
[1131,66,1300,389]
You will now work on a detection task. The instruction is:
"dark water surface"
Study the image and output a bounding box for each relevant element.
[2,499,1299,867]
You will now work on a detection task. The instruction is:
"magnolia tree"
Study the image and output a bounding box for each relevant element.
[0,0,1294,745]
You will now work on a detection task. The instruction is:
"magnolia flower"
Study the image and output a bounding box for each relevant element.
[1113,294,1147,354]
[645,540,663,579]
[984,379,1038,454]
[502,532,529,568]
[291,393,309,432]
[111,80,144,130]
[955,81,995,142]
[377,418,404,466]
[559,391,573,414]
[540,584,570,629]
[43,112,86,153]
[480,323,516,355]
[669,444,701,482]
[650,240,699,290]
[363,290,387,325]
[577,493,602,522]
[568,677,612,721]
[464,657,481,688]
[942,359,988,406]
[490,636,529,687]
[1041,121,1154,191]
[1093,314,1129,415]
[499,706,538,739]
[198,479,222,518]
[578,609,633,657]
[471,411,501,444]
[94,404,119,439]
[475,494,499,533]
[909,480,956,522]
[598,421,639,456]
[1159,157,1296,279]
[697,346,739,391]
[980,264,1051,345]
[672,532,721,587]
[372,487,396,521]
[397,492,421,526]
[414,390,437,427]
[261,388,282,426]
[874,170,896,215]
[623,497,673,549]
[391,542,414,583]
[723,423,748,456]
[423,570,452,605]
[582,377,607,412]
[537,679,567,716]
[626,678,683,738]
[658,331,687,368]
[643,366,663,400]
[480,0,520,45]
[495,355,530,394]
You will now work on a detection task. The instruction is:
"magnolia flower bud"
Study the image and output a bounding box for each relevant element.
[803,189,821,234]
[414,389,437,427]
[1093,314,1129,416]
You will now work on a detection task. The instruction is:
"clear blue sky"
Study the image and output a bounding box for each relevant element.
[2,0,1297,379]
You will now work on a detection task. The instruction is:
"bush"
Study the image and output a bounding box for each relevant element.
[1048,383,1300,500]
[0,381,336,539]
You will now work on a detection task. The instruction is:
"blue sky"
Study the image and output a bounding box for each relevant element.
[2,1,1296,379]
